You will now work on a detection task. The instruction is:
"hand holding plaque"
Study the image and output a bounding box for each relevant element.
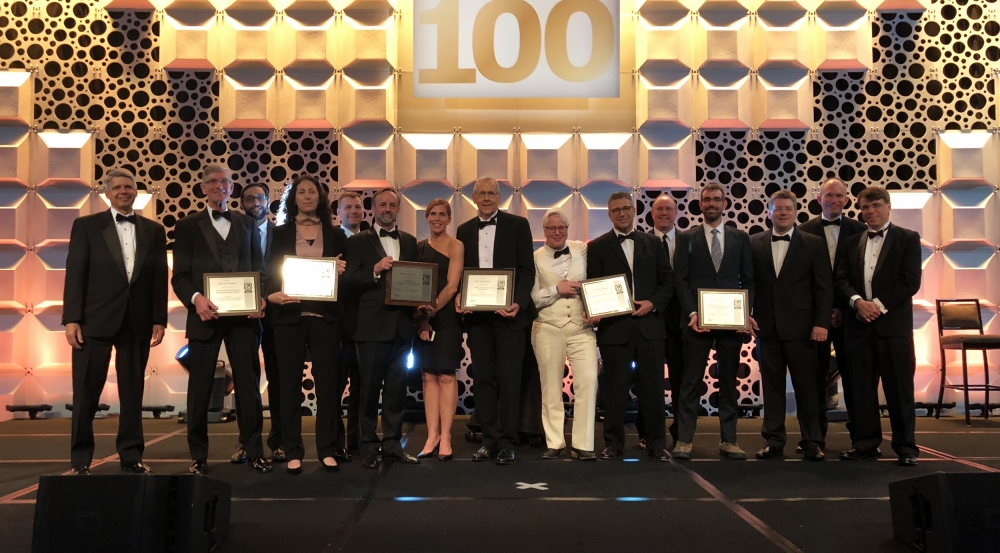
[282,256,339,301]
[203,272,261,316]
[460,269,514,311]
[697,288,750,331]
[385,261,438,307]
[579,274,634,318]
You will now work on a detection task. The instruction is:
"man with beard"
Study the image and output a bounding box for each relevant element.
[673,183,755,460]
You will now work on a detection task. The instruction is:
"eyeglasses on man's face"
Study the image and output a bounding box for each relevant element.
[609,205,633,216]
[543,225,568,233]
[243,194,268,204]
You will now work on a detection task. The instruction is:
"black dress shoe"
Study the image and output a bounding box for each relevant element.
[472,446,497,462]
[271,447,287,463]
[230,446,248,464]
[571,449,597,461]
[496,448,515,465]
[416,446,439,460]
[361,454,380,469]
[286,462,303,476]
[802,445,825,461]
[332,448,352,463]
[189,460,207,474]
[755,446,784,460]
[839,448,881,461]
[897,455,918,467]
[600,447,623,460]
[121,461,152,474]
[541,448,564,459]
[321,459,340,472]
[72,466,91,476]
[386,452,421,465]
[794,445,803,455]
[250,457,273,473]
[649,448,670,462]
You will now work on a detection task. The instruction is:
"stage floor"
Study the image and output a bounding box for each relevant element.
[2,415,998,553]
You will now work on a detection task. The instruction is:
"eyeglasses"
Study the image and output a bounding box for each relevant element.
[475,191,500,198]
[543,226,568,233]
[609,206,634,216]
[243,194,268,204]
[205,178,230,186]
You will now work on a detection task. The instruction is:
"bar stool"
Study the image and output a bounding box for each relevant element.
[935,299,1000,426]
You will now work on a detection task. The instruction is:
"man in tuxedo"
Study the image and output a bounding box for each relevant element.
[343,187,420,469]
[236,182,284,463]
[673,183,755,460]
[749,190,831,461]
[63,168,167,475]
[835,186,922,466]
[649,194,688,445]
[799,178,868,445]
[334,191,363,456]
[171,164,271,474]
[587,192,673,461]
[456,176,535,465]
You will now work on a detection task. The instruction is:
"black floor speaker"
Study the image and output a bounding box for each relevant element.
[32,474,231,553]
[889,472,1000,553]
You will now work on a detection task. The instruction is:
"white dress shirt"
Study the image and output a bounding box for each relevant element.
[111,209,137,282]
[378,226,400,261]
[477,211,498,268]
[208,206,232,240]
[256,218,268,256]
[850,222,890,314]
[614,229,635,272]
[821,215,841,268]
[342,226,355,238]
[535,243,573,304]
[771,227,793,277]
[653,227,676,266]
[704,221,725,257]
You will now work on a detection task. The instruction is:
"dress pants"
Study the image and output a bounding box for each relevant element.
[664,325,685,442]
[531,321,598,452]
[815,324,854,443]
[846,325,918,457]
[70,310,148,469]
[676,327,743,444]
[274,316,342,461]
[756,336,823,449]
[466,318,525,451]
[336,339,361,450]
[356,335,410,458]
[599,329,667,451]
[186,321,264,460]
[253,315,282,451]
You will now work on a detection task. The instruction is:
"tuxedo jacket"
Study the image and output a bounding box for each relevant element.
[586,229,673,346]
[798,215,867,310]
[170,209,263,341]
[265,222,348,326]
[456,211,536,331]
[530,240,588,328]
[835,223,922,338]
[674,223,755,320]
[62,209,168,339]
[342,227,418,342]
[649,230,688,334]
[750,229,833,342]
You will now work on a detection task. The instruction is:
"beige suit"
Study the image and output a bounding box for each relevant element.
[530,240,598,452]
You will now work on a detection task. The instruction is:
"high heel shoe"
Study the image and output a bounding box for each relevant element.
[437,452,453,461]
[286,461,303,475]
[416,445,439,460]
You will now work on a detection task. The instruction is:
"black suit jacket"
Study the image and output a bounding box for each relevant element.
[674,223,755,320]
[649,230,687,334]
[62,210,168,339]
[799,214,867,311]
[170,209,263,341]
[264,222,348,325]
[455,211,536,331]
[750,229,833,341]
[587,230,673,346]
[835,224,922,338]
[342,227,418,342]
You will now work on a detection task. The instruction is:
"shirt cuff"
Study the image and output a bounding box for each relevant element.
[873,298,888,314]
[849,295,861,309]
[191,292,201,304]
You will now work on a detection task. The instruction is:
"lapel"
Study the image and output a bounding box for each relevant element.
[856,227,868,270]
[720,225,740,273]
[492,212,508,264]
[570,241,586,279]
[265,220,275,260]
[873,224,894,278]
[101,211,129,282]
[761,230,777,281]
[466,218,481,267]
[536,247,559,283]
[779,230,805,281]
[368,228,388,259]
[691,224,714,272]
[609,232,631,278]
[130,217,151,285]
[399,231,415,261]
[197,211,223,266]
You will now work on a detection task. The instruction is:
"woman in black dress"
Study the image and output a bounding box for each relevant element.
[414,199,465,461]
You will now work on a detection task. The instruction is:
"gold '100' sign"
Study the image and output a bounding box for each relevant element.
[413,0,620,98]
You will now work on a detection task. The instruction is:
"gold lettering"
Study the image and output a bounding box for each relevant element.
[545,0,615,82]
[418,0,476,84]
[472,0,542,84]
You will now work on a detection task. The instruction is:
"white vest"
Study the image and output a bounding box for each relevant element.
[531,240,588,329]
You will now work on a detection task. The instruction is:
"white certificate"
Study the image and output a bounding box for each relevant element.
[580,275,633,318]
[461,269,514,311]
[204,272,260,316]
[282,256,338,301]
[698,289,750,330]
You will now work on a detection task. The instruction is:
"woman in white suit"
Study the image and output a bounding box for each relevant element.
[530,208,599,461]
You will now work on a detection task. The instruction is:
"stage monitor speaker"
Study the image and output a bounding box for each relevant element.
[32,474,231,553]
[889,472,1000,553]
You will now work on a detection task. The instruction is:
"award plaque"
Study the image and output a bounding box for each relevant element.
[385,261,438,306]
[203,272,261,316]
[282,256,338,301]
[460,269,515,311]
[697,288,750,331]
[580,274,634,318]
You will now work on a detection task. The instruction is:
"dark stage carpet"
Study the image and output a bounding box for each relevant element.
[2,415,998,552]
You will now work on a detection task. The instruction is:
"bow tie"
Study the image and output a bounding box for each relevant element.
[617,232,635,243]
[821,218,840,227]
[379,228,399,239]
[553,247,570,259]
[771,234,790,242]
[115,213,137,224]
[478,218,497,229]
[211,210,232,221]
[868,229,885,239]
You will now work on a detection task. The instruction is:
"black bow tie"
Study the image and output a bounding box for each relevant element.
[115,213,137,224]
[553,247,570,259]
[617,232,634,243]
[211,210,231,221]
[379,228,399,239]
[868,229,885,239]
[771,234,790,242]
[821,218,840,227]
[478,218,497,229]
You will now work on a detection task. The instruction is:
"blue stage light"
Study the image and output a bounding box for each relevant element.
[623,458,640,462]
[406,350,415,370]
[395,496,426,502]
[616,497,649,502]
